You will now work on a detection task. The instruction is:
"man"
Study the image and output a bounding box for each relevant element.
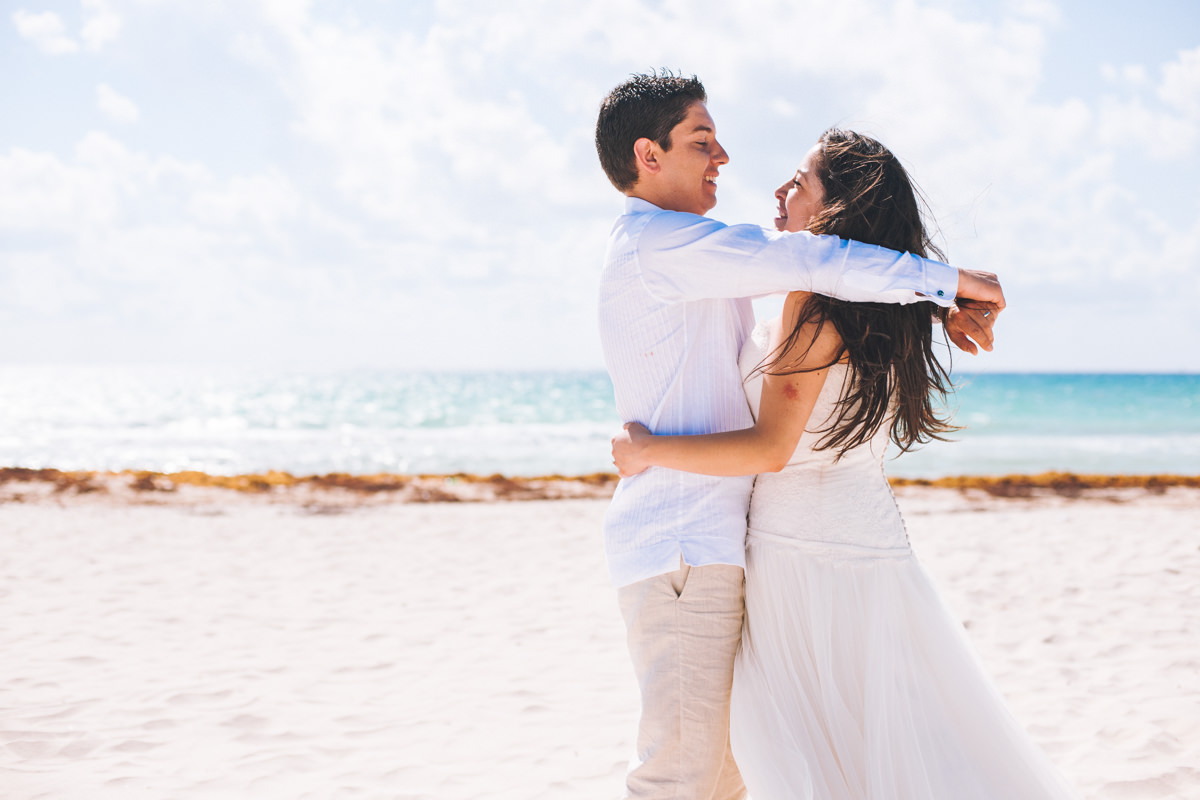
[595,72,1001,800]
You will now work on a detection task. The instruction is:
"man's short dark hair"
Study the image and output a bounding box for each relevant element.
[595,71,707,192]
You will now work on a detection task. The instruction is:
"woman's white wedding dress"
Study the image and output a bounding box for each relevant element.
[729,321,1077,800]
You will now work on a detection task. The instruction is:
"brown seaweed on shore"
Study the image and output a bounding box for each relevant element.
[889,472,1200,497]
[0,467,105,495]
[0,467,617,503]
[0,467,1196,504]
[306,473,413,493]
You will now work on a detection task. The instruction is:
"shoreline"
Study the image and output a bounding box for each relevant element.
[2,466,1198,506]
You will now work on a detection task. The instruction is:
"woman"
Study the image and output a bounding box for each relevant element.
[612,129,1077,799]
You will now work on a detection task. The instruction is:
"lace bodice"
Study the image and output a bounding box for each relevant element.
[739,320,909,550]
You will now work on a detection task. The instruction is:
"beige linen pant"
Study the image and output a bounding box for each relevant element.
[617,558,748,800]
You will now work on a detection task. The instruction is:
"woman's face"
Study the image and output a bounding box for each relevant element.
[773,144,826,233]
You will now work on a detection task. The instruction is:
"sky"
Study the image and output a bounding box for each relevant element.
[2,0,1198,372]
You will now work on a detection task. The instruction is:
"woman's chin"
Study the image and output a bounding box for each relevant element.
[773,216,788,231]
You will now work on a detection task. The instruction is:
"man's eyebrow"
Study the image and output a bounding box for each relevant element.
[691,125,714,134]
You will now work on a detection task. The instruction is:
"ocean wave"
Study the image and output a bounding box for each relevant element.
[1,366,1196,477]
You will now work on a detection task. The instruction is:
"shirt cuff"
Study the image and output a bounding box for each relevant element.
[917,260,958,307]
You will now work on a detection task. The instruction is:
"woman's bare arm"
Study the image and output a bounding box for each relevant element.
[611,292,843,477]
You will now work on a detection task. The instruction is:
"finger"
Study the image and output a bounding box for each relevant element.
[956,315,991,353]
[955,298,1000,314]
[976,308,999,328]
[947,326,978,355]
[949,305,995,351]
[975,308,997,348]
[966,310,995,351]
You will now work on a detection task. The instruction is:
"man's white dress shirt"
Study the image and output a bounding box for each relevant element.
[598,196,958,588]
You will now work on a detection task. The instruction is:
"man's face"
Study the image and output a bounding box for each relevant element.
[652,102,729,215]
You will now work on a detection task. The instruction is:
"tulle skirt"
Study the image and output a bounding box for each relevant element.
[729,533,1078,800]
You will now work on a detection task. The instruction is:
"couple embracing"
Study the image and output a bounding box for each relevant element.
[595,73,1078,799]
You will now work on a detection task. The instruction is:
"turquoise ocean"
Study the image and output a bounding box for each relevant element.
[1,366,1196,478]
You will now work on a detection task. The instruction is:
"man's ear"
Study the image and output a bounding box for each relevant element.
[633,137,661,177]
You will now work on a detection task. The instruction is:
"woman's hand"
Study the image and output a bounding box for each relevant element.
[611,421,653,478]
[944,301,1000,354]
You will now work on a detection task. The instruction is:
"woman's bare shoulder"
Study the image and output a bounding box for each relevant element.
[773,291,843,371]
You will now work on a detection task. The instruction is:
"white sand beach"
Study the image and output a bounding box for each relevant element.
[2,482,1198,799]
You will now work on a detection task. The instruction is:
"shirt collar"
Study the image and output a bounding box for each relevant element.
[624,195,663,215]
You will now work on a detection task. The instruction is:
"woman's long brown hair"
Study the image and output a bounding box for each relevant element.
[766,128,958,457]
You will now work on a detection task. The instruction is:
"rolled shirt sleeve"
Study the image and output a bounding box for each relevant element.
[636,208,958,307]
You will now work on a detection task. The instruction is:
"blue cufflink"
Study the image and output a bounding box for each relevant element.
[936,289,945,297]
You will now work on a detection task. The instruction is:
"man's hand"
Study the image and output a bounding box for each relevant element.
[955,268,1006,311]
[944,303,999,354]
[611,421,653,478]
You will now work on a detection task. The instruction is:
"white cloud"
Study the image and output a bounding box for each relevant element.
[1094,46,1200,159]
[1159,46,1200,118]
[0,124,496,363]
[2,1,1197,369]
[12,1,121,55]
[2,134,275,294]
[1011,0,1061,26]
[1102,63,1149,87]
[225,0,605,288]
[81,0,122,51]
[0,147,78,229]
[96,83,140,123]
[1097,96,1197,158]
[12,9,79,54]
